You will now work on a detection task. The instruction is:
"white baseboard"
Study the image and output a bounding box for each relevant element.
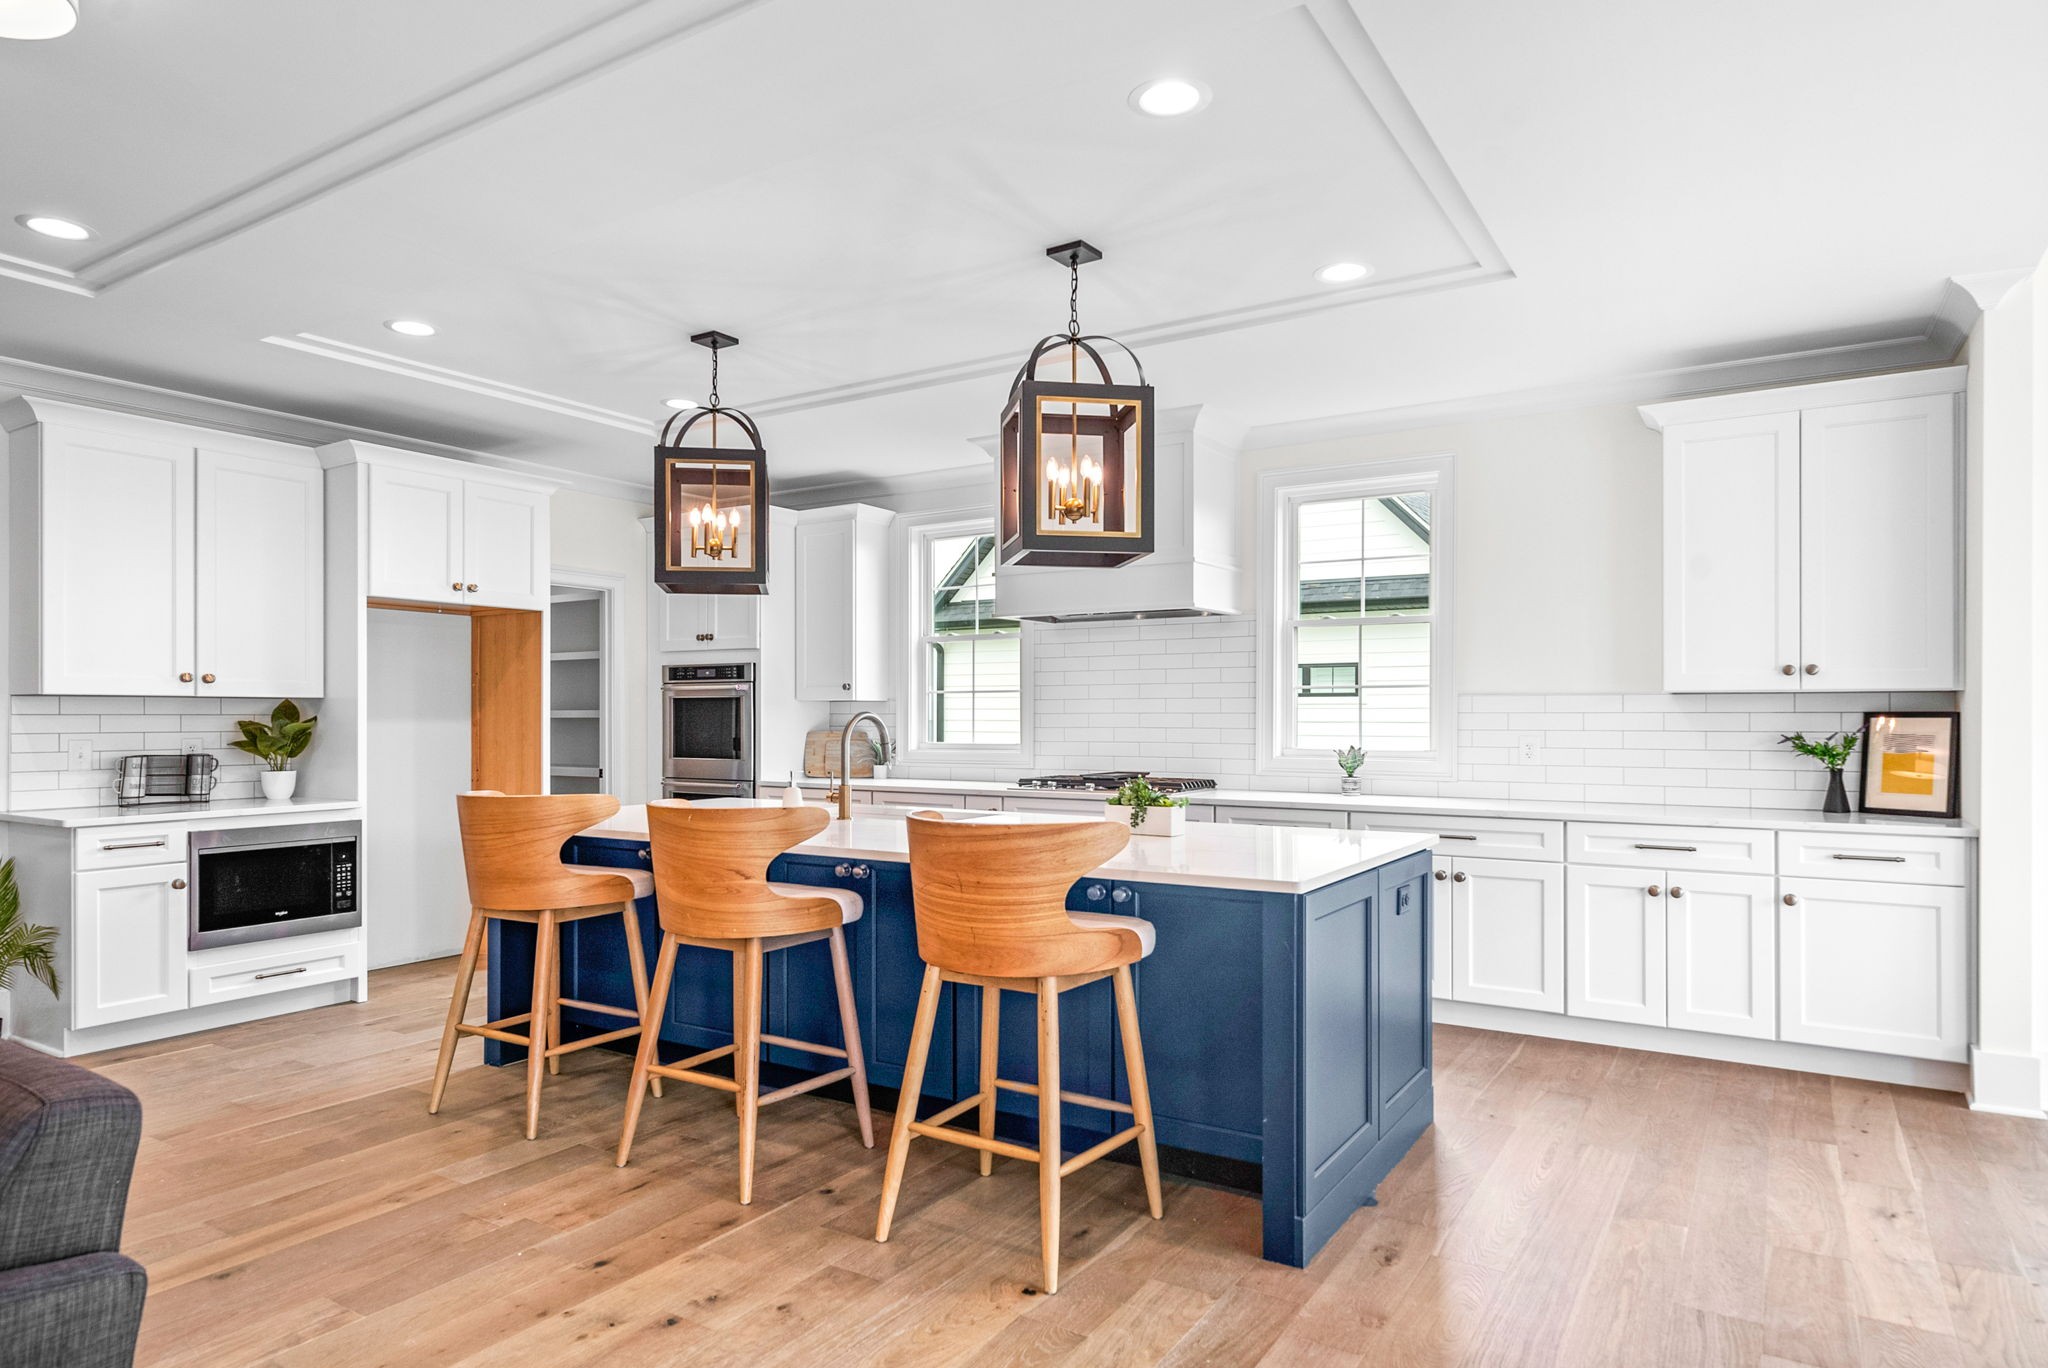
[28,982,357,1060]
[1967,1045,2047,1117]
[1434,999,1972,1094]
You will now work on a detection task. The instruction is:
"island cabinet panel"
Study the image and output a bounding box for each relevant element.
[1302,877,1378,1208]
[1375,863,1432,1125]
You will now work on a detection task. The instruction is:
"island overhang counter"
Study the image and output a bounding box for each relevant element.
[484,808,1437,1267]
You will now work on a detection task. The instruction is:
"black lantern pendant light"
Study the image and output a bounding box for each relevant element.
[997,240,1156,569]
[654,331,770,595]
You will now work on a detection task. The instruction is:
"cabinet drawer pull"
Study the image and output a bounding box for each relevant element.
[1632,843,1698,852]
[1830,853,1908,863]
[254,966,308,981]
[99,838,168,851]
[1436,833,1477,841]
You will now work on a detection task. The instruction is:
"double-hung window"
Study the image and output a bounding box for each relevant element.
[907,520,1026,757]
[1258,455,1453,778]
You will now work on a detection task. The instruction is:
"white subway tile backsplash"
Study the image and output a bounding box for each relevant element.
[9,692,322,808]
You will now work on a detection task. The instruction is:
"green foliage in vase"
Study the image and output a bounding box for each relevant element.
[1335,746,1366,777]
[1106,776,1187,830]
[231,699,319,772]
[0,858,59,1000]
[1780,730,1858,772]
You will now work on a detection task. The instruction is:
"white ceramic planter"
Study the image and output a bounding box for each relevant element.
[260,769,299,802]
[1106,800,1186,837]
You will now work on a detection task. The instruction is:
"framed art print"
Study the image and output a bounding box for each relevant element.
[1860,711,1960,818]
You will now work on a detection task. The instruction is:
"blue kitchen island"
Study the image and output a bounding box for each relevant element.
[485,807,1436,1267]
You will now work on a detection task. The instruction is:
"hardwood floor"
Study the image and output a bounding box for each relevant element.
[83,958,2048,1367]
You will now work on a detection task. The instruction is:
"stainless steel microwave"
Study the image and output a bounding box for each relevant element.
[188,821,361,951]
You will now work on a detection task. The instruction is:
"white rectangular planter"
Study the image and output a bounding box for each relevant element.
[1106,801,1187,837]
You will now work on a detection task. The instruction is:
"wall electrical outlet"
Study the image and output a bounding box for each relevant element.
[66,738,96,768]
[1517,736,1543,765]
[179,736,205,755]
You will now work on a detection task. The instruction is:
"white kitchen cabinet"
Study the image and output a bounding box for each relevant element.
[794,504,893,700]
[195,446,325,696]
[1779,875,1967,1061]
[1666,871,1776,1040]
[356,448,552,610]
[1429,858,1455,1000]
[1212,804,1349,829]
[71,863,189,1028]
[657,591,761,654]
[1446,857,1564,1014]
[1565,866,1668,1026]
[1640,369,1963,692]
[4,399,324,697]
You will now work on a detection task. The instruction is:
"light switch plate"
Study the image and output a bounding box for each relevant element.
[66,738,96,768]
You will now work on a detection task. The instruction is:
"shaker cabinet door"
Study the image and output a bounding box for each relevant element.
[1665,872,1776,1040]
[794,516,857,700]
[1449,858,1564,1014]
[1779,876,1967,1062]
[72,864,189,1028]
[195,448,324,697]
[462,482,550,610]
[1565,866,1667,1027]
[368,464,465,605]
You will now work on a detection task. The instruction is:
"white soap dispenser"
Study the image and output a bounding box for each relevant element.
[781,771,805,808]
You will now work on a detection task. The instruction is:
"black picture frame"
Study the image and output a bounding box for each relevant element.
[1859,710,1961,819]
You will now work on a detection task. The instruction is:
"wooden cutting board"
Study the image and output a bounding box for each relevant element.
[804,730,874,779]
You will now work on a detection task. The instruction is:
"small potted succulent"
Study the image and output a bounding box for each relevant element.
[1335,746,1366,796]
[233,699,319,802]
[867,734,892,782]
[1780,730,1858,814]
[1106,776,1188,838]
[0,858,59,1039]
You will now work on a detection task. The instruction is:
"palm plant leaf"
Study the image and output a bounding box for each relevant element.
[0,859,60,998]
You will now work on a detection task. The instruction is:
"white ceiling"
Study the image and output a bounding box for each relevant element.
[2,0,2044,496]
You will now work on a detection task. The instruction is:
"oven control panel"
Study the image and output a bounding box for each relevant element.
[665,663,753,682]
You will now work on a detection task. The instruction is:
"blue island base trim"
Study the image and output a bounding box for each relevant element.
[1289,1092,1433,1265]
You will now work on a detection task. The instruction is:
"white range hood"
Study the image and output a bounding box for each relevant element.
[990,405,1246,623]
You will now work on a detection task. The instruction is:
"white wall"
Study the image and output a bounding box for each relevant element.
[365,608,472,968]
[551,489,653,799]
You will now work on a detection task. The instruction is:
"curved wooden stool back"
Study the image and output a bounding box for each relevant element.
[430,790,660,1141]
[616,800,875,1202]
[878,813,1162,1295]
[644,802,842,940]
[903,814,1138,978]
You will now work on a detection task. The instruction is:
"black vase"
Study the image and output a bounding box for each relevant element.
[1823,768,1850,814]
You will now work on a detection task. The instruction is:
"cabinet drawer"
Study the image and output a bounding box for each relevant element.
[873,789,965,809]
[1213,804,1349,829]
[1355,813,1564,863]
[75,825,189,871]
[187,936,363,1007]
[1565,823,1772,875]
[1001,795,1105,815]
[1776,830,1969,887]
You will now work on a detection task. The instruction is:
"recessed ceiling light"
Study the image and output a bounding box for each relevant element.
[1315,261,1373,284]
[0,0,78,41]
[16,213,91,240]
[663,397,699,410]
[1130,78,1209,117]
[385,319,436,337]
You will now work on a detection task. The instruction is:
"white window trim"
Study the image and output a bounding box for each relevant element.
[896,509,1034,768]
[1254,453,1456,782]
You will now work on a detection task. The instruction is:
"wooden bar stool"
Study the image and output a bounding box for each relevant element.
[429,791,660,1140]
[615,802,874,1204]
[876,813,1163,1294]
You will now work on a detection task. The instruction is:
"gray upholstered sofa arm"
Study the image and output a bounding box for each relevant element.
[0,1251,147,1368]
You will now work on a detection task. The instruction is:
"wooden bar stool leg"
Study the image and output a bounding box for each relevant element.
[731,951,747,1115]
[428,910,486,1114]
[1037,977,1063,1295]
[1113,965,1164,1220]
[617,933,679,1167]
[876,964,943,1244]
[619,904,662,1099]
[525,910,558,1140]
[735,939,764,1205]
[977,985,1001,1176]
[828,926,874,1148]
[546,917,565,1077]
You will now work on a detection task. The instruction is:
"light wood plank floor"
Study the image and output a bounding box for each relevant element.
[78,958,2048,1367]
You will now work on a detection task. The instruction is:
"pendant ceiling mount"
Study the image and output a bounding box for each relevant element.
[653,330,770,595]
[997,240,1157,569]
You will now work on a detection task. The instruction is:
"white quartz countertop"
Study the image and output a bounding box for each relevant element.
[0,798,362,829]
[579,802,1436,896]
[799,777,1976,838]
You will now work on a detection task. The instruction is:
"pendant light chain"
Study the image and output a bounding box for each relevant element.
[707,341,721,409]
[1067,258,1082,339]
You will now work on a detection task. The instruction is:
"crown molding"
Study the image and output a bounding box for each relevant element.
[1928,268,2037,355]
[0,250,95,298]
[773,463,988,510]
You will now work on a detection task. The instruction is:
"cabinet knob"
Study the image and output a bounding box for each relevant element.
[1433,869,1448,881]
[1452,871,1468,883]
[1085,884,1107,900]
[696,633,713,642]
[637,849,650,864]
[201,673,216,684]
[834,863,852,877]
[171,878,187,890]
[1781,664,1796,676]
[1648,884,1662,897]
[178,672,193,683]
[850,864,870,879]
[835,864,870,878]
[1804,663,1819,675]
[466,583,479,593]
[452,582,464,591]
[842,683,852,691]
[1783,893,1798,906]
[1670,886,1685,900]
[1111,887,1131,904]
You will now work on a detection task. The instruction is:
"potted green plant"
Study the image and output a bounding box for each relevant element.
[1106,776,1189,838]
[1335,746,1366,796]
[233,699,319,802]
[867,734,892,782]
[1780,730,1859,814]
[0,858,59,1040]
